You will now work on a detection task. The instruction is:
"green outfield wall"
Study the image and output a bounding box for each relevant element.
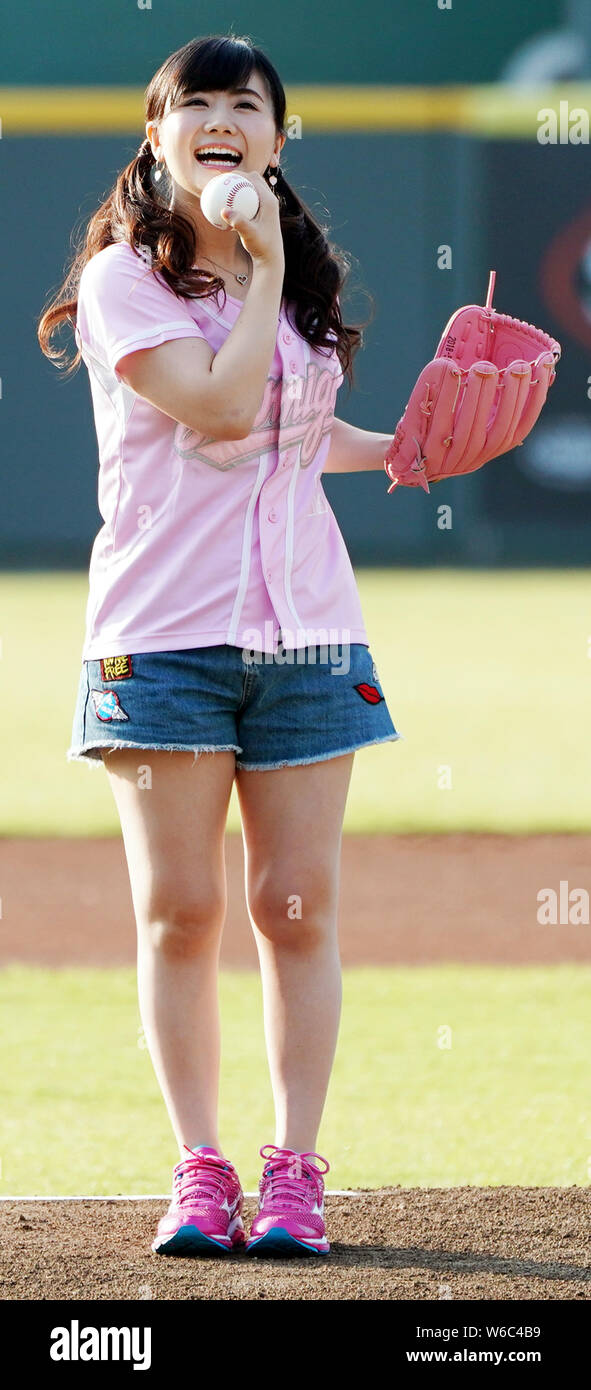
[2,0,589,567]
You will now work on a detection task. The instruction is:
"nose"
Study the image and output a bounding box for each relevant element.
[204,123,237,135]
[203,106,238,134]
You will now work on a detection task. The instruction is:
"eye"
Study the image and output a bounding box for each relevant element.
[185,98,257,109]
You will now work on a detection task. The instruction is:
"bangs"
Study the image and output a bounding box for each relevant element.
[146,36,271,121]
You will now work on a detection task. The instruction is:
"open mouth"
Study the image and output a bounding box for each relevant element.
[195,150,243,168]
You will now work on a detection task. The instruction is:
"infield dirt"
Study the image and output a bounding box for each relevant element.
[1,832,590,1301]
[1,832,591,968]
[1,1187,590,1300]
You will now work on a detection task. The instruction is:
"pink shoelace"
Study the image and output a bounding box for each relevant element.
[258,1144,330,1213]
[173,1147,236,1209]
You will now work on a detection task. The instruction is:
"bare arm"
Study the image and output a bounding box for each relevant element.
[209,257,284,437]
[322,417,393,473]
[118,170,285,442]
[115,259,284,441]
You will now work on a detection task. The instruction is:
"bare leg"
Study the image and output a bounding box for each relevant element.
[101,748,236,1159]
[235,753,354,1154]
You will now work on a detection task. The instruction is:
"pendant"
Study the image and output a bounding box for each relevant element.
[236,273,248,285]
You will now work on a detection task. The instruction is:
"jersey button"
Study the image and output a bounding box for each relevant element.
[266,569,272,582]
[268,508,277,522]
[282,331,292,343]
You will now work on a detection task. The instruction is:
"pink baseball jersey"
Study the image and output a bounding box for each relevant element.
[74,240,370,658]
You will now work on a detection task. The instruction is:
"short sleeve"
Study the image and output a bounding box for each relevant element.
[76,242,207,381]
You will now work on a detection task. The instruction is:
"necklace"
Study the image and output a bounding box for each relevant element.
[198,253,252,287]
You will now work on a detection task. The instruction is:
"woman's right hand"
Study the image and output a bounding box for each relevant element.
[220,170,284,268]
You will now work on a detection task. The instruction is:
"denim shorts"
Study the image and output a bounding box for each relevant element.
[66,641,402,772]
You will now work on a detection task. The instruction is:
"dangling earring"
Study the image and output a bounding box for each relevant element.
[267,164,279,190]
[152,160,164,183]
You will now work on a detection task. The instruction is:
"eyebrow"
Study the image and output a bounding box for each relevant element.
[184,87,264,101]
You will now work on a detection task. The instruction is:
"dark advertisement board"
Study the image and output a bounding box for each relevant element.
[478,141,591,547]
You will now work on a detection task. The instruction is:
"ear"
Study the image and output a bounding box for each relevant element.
[145,121,160,160]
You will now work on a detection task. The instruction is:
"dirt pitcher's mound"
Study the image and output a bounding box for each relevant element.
[1,1188,589,1300]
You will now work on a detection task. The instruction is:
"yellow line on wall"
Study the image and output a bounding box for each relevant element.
[0,84,589,137]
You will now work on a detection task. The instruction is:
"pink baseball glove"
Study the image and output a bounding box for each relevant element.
[383,271,561,495]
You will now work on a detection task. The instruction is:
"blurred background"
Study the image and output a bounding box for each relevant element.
[1,3,590,1203]
[2,0,591,567]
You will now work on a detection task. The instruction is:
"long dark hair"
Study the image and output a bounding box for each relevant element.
[37,32,374,389]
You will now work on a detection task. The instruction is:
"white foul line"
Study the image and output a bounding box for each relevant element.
[0,1191,366,1201]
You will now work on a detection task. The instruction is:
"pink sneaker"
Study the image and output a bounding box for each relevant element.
[152,1145,246,1256]
[245,1145,331,1256]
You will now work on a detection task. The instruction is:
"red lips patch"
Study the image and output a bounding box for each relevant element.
[354,682,383,705]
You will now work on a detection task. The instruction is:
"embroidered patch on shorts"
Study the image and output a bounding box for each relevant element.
[354,682,384,705]
[91,689,130,722]
[372,661,380,684]
[100,655,133,681]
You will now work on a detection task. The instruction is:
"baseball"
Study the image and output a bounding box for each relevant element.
[200,172,260,229]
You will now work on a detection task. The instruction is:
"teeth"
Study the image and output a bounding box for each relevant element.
[196,147,241,162]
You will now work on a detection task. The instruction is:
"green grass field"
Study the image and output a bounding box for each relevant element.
[2,567,591,834]
[2,570,589,1194]
[1,962,589,1194]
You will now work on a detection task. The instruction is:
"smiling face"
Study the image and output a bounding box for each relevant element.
[145,71,285,258]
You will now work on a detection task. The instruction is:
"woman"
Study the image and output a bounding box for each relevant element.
[38,31,401,1259]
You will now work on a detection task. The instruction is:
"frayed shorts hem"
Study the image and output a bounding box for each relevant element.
[66,732,404,771]
[234,731,404,772]
[66,740,242,767]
